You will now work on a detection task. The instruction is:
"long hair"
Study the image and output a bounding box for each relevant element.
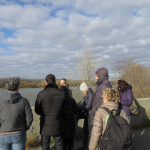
[117,79,129,93]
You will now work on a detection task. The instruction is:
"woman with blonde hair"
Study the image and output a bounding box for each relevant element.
[89,88,131,150]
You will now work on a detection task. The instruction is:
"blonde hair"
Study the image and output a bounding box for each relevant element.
[102,88,120,103]
[84,90,88,96]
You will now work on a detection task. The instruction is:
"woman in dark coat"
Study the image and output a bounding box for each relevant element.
[77,82,94,150]
[59,85,78,150]
[117,79,133,122]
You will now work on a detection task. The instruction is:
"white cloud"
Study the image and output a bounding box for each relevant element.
[0,0,150,79]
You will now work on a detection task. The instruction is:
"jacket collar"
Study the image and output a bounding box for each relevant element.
[100,101,119,110]
[44,84,58,89]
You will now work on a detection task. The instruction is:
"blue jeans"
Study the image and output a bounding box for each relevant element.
[0,131,26,150]
[128,116,131,122]
[42,134,64,150]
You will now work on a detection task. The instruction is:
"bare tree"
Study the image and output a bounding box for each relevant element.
[77,45,103,82]
[114,58,150,98]
[68,45,103,102]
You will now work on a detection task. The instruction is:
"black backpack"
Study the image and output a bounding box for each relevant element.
[99,107,132,150]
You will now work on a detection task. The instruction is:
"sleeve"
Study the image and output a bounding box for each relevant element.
[93,85,108,113]
[85,93,94,110]
[120,110,130,124]
[121,90,133,106]
[25,100,33,130]
[72,98,78,114]
[89,109,103,150]
[35,93,42,115]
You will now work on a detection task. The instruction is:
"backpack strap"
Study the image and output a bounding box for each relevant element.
[102,107,113,124]
[102,107,121,124]
[102,107,111,114]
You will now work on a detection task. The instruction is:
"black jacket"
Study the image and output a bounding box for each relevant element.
[35,84,65,136]
[78,88,94,114]
[59,85,78,138]
[0,92,33,133]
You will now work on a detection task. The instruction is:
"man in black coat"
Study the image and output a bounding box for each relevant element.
[35,74,65,150]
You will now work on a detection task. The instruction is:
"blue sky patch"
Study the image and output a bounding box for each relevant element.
[1,28,14,38]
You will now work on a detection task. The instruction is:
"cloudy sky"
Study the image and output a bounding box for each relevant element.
[0,0,150,79]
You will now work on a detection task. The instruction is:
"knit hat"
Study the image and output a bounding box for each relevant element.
[80,82,89,92]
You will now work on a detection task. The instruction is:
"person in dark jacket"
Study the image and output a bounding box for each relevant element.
[0,77,33,150]
[35,74,65,150]
[59,78,72,97]
[78,82,94,150]
[91,68,112,126]
[59,85,78,150]
[117,80,133,122]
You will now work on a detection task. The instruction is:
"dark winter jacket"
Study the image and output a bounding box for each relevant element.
[91,68,112,125]
[59,85,78,139]
[120,85,133,116]
[35,84,65,136]
[78,88,94,114]
[58,84,72,97]
[0,92,33,133]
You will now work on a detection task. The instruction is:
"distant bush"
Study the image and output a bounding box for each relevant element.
[114,58,150,98]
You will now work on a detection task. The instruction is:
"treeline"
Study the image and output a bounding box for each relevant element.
[0,78,98,89]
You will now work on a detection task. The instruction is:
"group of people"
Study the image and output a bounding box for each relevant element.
[0,67,134,150]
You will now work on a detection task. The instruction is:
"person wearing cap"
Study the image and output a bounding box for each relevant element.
[78,82,94,150]
[0,77,33,150]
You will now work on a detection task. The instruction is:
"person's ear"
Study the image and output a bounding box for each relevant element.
[17,86,19,92]
[45,81,48,85]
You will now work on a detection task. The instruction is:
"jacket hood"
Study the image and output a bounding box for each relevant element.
[128,84,132,89]
[3,92,22,104]
[58,84,69,89]
[59,85,70,98]
[95,68,109,85]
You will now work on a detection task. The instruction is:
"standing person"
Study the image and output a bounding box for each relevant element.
[91,68,112,126]
[89,88,131,150]
[59,84,78,150]
[117,80,133,122]
[78,82,94,150]
[35,74,65,150]
[0,77,33,150]
[60,78,72,97]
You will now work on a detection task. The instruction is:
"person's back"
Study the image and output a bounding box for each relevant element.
[59,85,78,150]
[89,88,131,150]
[35,74,65,150]
[0,77,33,150]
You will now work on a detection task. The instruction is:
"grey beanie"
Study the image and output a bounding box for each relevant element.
[80,82,89,92]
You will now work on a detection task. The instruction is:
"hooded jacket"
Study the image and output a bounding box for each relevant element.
[35,84,65,136]
[120,85,133,116]
[91,68,112,125]
[0,92,33,133]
